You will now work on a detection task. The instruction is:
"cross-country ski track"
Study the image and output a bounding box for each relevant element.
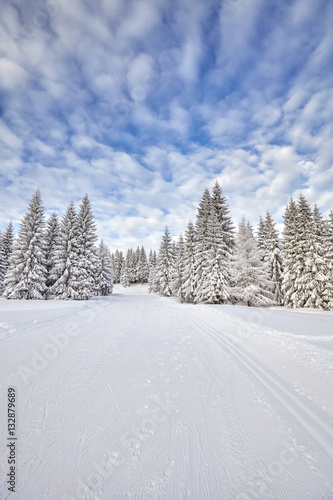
[1,284,333,499]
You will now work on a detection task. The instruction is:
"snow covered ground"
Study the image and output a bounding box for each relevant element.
[1,285,333,499]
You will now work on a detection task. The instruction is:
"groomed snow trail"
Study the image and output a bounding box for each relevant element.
[1,286,333,499]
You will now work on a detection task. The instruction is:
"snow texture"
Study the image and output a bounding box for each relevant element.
[1,285,333,499]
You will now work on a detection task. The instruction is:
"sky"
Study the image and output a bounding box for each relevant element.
[0,0,332,252]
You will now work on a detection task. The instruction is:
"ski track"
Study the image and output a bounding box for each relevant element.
[1,288,333,499]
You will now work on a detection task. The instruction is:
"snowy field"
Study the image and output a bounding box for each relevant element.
[1,285,333,499]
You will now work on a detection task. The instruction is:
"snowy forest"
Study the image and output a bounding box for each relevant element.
[0,189,113,300]
[1,182,333,309]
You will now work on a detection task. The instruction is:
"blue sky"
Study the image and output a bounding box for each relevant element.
[0,0,332,251]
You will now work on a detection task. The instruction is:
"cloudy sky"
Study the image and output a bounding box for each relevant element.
[0,0,332,251]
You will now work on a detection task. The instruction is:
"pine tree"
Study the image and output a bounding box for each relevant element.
[0,231,6,295]
[3,221,14,273]
[96,240,113,296]
[136,246,149,284]
[232,217,273,306]
[193,188,212,300]
[292,194,314,308]
[48,201,83,300]
[113,250,124,284]
[148,249,158,293]
[281,198,299,308]
[76,194,99,297]
[212,180,235,251]
[303,204,332,309]
[120,250,131,287]
[324,210,333,309]
[45,212,62,295]
[173,233,185,298]
[4,189,47,299]
[154,226,176,297]
[194,182,233,304]
[180,220,197,302]
[257,211,283,305]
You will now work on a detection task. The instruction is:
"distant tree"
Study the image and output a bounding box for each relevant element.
[173,233,185,297]
[120,250,131,287]
[136,246,149,284]
[257,211,283,305]
[4,189,47,299]
[302,204,332,309]
[96,240,113,296]
[154,226,176,297]
[45,211,62,295]
[180,220,197,302]
[193,182,233,304]
[48,201,83,299]
[76,194,99,297]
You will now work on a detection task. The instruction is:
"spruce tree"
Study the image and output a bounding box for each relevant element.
[120,250,131,287]
[303,204,332,309]
[292,194,314,308]
[173,233,185,298]
[4,189,47,299]
[136,246,149,284]
[0,231,6,295]
[180,220,197,302]
[257,211,283,305]
[155,226,176,297]
[148,249,158,293]
[193,188,212,300]
[96,240,113,296]
[48,201,83,300]
[324,210,333,309]
[113,250,124,284]
[45,211,62,296]
[77,194,99,297]
[3,221,14,273]
[281,199,299,308]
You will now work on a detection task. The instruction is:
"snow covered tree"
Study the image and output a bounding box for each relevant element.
[112,250,124,284]
[48,201,84,300]
[136,246,149,284]
[3,221,14,273]
[120,250,131,287]
[231,217,274,306]
[257,211,283,305]
[0,231,6,295]
[148,249,158,293]
[4,189,47,299]
[323,210,333,309]
[173,233,185,297]
[96,240,113,296]
[194,182,233,304]
[281,198,299,308]
[211,180,235,251]
[193,187,212,298]
[76,194,99,297]
[302,204,332,309]
[45,211,62,295]
[154,226,176,297]
[180,220,197,302]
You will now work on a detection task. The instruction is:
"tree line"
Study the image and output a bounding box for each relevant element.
[1,183,333,309]
[147,182,333,309]
[0,189,113,300]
